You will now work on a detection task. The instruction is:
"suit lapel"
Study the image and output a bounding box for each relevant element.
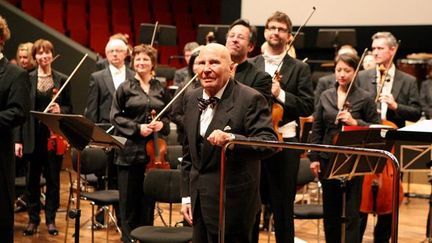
[201,81,235,165]
[391,70,403,99]
[278,56,294,86]
[255,56,266,73]
[102,69,116,95]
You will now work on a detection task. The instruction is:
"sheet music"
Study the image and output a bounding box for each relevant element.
[399,120,432,132]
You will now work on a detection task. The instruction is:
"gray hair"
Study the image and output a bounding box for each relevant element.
[371,32,398,48]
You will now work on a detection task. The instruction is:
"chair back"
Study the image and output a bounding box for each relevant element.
[71,147,107,176]
[144,169,181,203]
[297,157,315,186]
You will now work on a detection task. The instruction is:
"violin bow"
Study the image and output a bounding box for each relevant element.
[150,73,199,123]
[150,21,159,47]
[273,6,316,78]
[43,53,88,113]
[375,40,401,102]
[334,48,368,125]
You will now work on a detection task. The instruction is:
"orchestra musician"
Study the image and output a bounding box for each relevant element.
[0,15,30,243]
[225,19,272,105]
[419,72,432,119]
[357,31,422,243]
[314,45,358,106]
[180,43,277,243]
[309,53,380,243]
[19,39,72,236]
[85,37,134,227]
[249,11,314,243]
[110,44,171,243]
[16,42,36,72]
[173,42,199,85]
[170,46,202,145]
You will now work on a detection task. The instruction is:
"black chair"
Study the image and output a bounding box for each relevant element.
[293,157,324,242]
[14,176,46,212]
[166,145,183,169]
[66,147,120,243]
[130,169,192,243]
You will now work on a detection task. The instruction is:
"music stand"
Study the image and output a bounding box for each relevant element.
[323,127,393,243]
[292,31,305,49]
[316,28,357,56]
[196,24,229,45]
[139,23,177,46]
[31,111,125,243]
[386,120,432,242]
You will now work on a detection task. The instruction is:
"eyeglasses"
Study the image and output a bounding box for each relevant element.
[266,26,288,33]
[107,49,126,54]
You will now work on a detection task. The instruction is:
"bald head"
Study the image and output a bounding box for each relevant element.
[196,43,235,96]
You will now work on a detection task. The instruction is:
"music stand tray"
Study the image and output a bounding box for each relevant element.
[31,111,125,243]
[323,127,393,180]
[139,23,177,46]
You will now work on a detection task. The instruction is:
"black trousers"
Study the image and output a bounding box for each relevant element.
[117,163,155,243]
[26,140,62,225]
[192,197,253,243]
[321,176,362,243]
[252,137,301,243]
[360,212,392,243]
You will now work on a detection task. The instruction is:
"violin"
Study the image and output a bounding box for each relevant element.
[146,110,170,171]
[47,88,69,155]
[271,73,284,142]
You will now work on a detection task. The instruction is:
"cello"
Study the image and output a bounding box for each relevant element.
[145,110,170,171]
[360,42,404,215]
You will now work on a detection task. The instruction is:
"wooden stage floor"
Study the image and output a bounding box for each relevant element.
[13,170,430,243]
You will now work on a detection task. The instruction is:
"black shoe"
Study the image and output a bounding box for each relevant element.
[23,223,38,236]
[47,223,59,236]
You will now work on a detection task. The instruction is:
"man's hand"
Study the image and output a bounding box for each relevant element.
[15,143,23,158]
[310,161,321,178]
[181,204,193,225]
[379,93,398,110]
[207,129,234,147]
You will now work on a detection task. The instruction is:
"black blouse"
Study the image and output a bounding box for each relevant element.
[111,78,171,166]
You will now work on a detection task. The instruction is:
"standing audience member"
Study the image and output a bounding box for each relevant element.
[249,11,314,243]
[180,43,277,243]
[357,32,421,243]
[20,39,72,236]
[16,42,36,72]
[225,19,272,104]
[309,53,380,243]
[110,44,171,243]
[174,42,199,85]
[0,15,30,243]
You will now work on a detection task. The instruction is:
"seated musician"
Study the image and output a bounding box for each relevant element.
[309,53,380,243]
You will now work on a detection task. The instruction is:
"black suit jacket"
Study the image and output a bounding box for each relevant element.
[420,79,432,119]
[85,67,135,123]
[181,79,277,234]
[234,60,272,105]
[0,58,30,228]
[16,69,72,154]
[357,68,421,128]
[314,73,336,107]
[250,54,314,127]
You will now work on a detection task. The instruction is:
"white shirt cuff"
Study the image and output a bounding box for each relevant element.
[277,90,286,104]
[182,197,191,205]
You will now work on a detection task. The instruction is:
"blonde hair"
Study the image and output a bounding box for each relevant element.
[16,42,36,70]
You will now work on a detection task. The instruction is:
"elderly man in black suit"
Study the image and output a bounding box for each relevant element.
[180,43,277,243]
[357,31,421,243]
[0,15,30,243]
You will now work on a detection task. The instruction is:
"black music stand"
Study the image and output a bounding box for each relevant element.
[139,23,177,46]
[316,28,357,56]
[386,120,432,242]
[196,24,229,45]
[323,127,393,243]
[31,111,125,243]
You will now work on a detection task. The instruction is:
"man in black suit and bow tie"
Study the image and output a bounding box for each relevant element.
[180,43,277,243]
[249,11,314,243]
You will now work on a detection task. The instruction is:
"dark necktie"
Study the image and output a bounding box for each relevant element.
[197,97,219,111]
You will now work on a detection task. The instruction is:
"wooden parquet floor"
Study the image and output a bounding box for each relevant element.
[13,170,430,243]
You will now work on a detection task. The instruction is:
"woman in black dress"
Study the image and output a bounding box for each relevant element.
[110,44,171,243]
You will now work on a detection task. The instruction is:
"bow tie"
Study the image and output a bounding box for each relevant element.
[197,97,219,111]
